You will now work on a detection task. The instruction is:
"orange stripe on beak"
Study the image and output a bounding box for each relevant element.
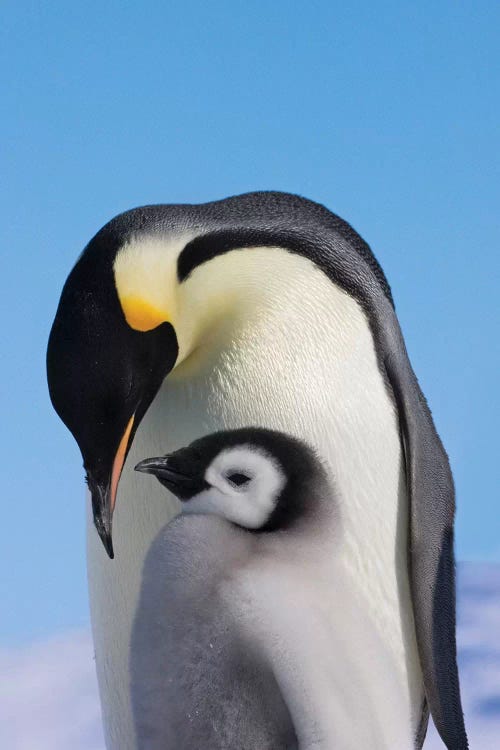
[110,415,135,513]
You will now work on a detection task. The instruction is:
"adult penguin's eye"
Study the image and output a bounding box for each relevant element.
[227,472,251,487]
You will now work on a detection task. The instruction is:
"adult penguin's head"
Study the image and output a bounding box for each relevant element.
[47,223,179,558]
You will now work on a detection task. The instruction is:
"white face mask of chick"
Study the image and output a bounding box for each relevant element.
[139,444,286,530]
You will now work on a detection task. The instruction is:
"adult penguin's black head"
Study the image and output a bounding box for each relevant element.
[47,224,178,558]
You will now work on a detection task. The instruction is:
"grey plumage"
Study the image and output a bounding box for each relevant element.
[131,515,299,750]
[131,429,330,749]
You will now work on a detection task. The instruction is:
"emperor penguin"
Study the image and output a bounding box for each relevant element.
[132,427,418,750]
[46,191,467,749]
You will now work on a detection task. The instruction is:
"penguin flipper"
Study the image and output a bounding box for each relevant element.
[385,354,468,750]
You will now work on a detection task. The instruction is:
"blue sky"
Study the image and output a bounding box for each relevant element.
[1,0,499,654]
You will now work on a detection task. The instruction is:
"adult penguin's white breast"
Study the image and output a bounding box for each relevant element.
[87,247,421,749]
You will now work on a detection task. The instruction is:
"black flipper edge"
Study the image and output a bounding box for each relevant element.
[385,352,468,750]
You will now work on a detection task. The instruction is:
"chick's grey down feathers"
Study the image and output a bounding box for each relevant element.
[132,429,337,749]
[131,515,299,750]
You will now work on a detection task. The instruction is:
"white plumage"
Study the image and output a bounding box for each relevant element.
[87,245,421,749]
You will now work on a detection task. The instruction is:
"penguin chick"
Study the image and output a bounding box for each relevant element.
[132,428,415,750]
[134,426,328,534]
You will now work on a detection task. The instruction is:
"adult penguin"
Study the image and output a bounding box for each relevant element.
[46,191,467,749]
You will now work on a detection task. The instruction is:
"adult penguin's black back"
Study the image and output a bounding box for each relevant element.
[47,191,467,749]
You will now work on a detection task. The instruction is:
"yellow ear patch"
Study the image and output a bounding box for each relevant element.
[119,295,170,331]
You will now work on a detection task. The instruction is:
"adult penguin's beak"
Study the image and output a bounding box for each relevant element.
[86,415,136,559]
[89,480,115,559]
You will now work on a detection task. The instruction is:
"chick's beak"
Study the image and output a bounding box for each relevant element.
[134,456,193,486]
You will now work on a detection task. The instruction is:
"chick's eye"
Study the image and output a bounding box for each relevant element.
[227,472,251,487]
